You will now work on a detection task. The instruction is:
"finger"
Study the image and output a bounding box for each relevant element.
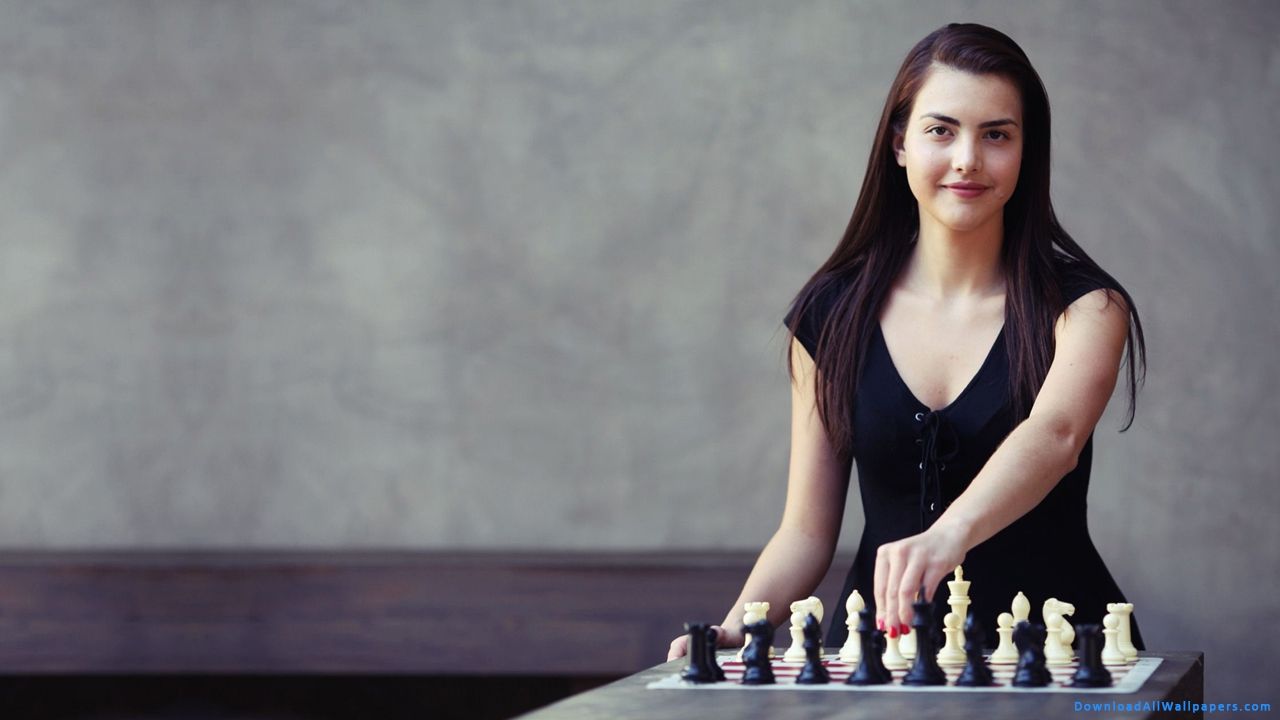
[921,562,953,604]
[873,544,891,630]
[667,636,687,661]
[896,558,924,631]
[882,544,907,639]
[710,625,728,648]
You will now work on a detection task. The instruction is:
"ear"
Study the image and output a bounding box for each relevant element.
[892,131,906,167]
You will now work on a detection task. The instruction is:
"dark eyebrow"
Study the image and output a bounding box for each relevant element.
[920,113,1019,129]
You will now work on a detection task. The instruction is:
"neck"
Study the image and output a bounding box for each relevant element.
[903,215,1006,300]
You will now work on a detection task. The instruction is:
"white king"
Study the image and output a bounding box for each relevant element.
[947,565,971,626]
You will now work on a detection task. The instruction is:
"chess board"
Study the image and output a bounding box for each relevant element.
[646,653,1161,694]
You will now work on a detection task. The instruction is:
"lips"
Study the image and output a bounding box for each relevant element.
[945,183,987,198]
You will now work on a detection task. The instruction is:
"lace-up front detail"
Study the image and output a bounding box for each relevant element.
[916,410,959,531]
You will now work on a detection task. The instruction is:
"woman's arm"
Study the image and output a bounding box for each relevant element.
[875,288,1131,632]
[668,337,852,659]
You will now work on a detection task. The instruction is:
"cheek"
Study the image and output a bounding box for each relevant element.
[998,146,1023,179]
[995,156,1022,198]
[906,147,949,186]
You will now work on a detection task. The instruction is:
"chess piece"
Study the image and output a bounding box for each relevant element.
[1043,612,1072,666]
[1119,603,1137,661]
[1101,613,1126,666]
[680,623,718,683]
[947,565,971,626]
[899,627,917,659]
[1011,591,1031,626]
[846,608,892,685]
[955,614,995,687]
[783,597,824,662]
[791,596,824,624]
[903,589,947,686]
[1070,624,1113,688]
[804,596,825,624]
[882,629,909,670]
[936,611,966,666]
[839,590,865,663]
[989,612,1018,664]
[1012,622,1052,687]
[738,601,770,661]
[796,614,830,684]
[1043,598,1076,663]
[1108,602,1138,661]
[740,618,776,685]
[705,626,726,681]
[783,610,808,662]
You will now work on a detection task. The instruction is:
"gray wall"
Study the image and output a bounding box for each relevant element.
[0,0,1275,703]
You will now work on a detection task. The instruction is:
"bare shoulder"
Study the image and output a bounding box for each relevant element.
[1063,286,1129,316]
[1031,288,1132,444]
[1054,288,1129,346]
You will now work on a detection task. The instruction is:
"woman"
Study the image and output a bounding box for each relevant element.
[669,22,1146,660]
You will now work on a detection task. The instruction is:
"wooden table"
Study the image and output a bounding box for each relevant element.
[516,651,1205,720]
[0,551,845,674]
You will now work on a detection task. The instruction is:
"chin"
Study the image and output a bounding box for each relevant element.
[928,215,992,234]
[950,217,992,232]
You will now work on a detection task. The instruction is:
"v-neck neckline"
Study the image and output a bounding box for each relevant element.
[874,322,1005,415]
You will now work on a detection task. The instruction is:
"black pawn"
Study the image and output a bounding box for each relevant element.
[1070,624,1113,688]
[704,626,726,681]
[680,623,717,683]
[954,614,995,687]
[902,594,947,686]
[740,618,775,685]
[846,609,892,685]
[1012,621,1053,687]
[796,613,830,684]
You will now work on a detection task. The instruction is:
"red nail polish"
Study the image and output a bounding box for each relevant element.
[877,619,885,632]
[900,623,910,636]
[888,626,898,639]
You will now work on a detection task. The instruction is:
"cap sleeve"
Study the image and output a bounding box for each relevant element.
[1056,259,1112,307]
[784,276,846,359]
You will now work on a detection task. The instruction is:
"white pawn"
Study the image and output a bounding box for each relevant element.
[738,601,770,661]
[936,611,966,666]
[783,610,808,662]
[1101,613,1126,666]
[899,626,916,659]
[1043,612,1071,666]
[1011,591,1031,626]
[882,630,909,669]
[1108,602,1138,661]
[989,612,1018,664]
[839,591,865,663]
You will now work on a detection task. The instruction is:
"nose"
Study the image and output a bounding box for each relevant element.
[952,136,981,174]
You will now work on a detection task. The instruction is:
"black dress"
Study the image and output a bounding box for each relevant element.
[785,268,1144,650]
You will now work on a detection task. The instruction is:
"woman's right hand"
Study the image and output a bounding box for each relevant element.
[666,624,742,661]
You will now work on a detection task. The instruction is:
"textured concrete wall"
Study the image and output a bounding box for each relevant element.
[0,0,1274,702]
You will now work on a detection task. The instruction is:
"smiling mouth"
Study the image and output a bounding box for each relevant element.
[945,185,988,197]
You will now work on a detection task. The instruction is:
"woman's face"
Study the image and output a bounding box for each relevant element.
[893,64,1023,237]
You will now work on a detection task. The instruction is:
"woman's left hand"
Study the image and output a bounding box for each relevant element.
[873,522,969,637]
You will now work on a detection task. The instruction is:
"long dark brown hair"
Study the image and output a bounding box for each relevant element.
[786,22,1146,464]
